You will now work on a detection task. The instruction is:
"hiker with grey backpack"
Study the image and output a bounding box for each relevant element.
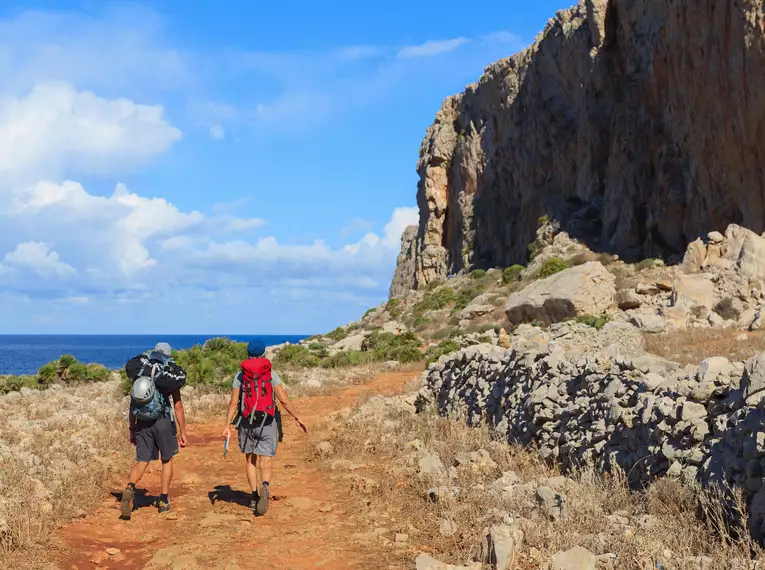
[120,342,188,519]
[222,340,307,516]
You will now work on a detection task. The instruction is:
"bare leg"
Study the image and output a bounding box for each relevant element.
[128,461,149,485]
[160,458,173,495]
[258,455,273,484]
[245,453,259,493]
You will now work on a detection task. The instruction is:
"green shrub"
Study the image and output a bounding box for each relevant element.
[362,307,376,320]
[36,355,110,387]
[273,344,321,368]
[0,374,38,395]
[325,327,349,342]
[414,288,456,315]
[538,257,569,278]
[575,314,610,330]
[471,269,486,279]
[636,258,662,271]
[426,280,443,291]
[503,265,524,284]
[425,340,461,365]
[538,214,550,227]
[362,330,423,363]
[321,350,372,368]
[386,298,403,318]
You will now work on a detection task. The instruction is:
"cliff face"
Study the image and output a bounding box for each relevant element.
[395,0,765,293]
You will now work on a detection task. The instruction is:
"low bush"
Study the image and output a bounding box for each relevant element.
[362,331,424,363]
[502,265,524,284]
[386,297,403,319]
[414,288,456,315]
[471,269,486,279]
[325,327,349,342]
[425,340,461,365]
[575,314,610,330]
[36,355,111,388]
[538,257,569,278]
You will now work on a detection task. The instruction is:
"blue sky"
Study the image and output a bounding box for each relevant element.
[0,0,569,334]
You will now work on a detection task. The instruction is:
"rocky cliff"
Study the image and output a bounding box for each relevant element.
[391,0,765,296]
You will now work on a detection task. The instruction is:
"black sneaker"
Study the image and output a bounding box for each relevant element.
[157,499,172,513]
[255,484,270,516]
[248,497,258,512]
[120,487,134,520]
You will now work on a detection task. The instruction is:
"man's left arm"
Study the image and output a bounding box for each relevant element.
[171,389,188,447]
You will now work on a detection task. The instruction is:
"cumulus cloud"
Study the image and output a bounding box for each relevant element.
[3,242,76,278]
[0,82,181,183]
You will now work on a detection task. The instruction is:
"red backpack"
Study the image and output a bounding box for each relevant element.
[238,357,276,425]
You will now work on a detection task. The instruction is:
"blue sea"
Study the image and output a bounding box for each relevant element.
[0,335,308,376]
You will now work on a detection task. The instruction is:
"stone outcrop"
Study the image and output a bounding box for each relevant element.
[415,325,765,541]
[390,225,419,297]
[396,0,765,290]
[504,262,616,325]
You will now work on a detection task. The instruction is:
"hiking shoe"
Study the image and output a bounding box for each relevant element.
[255,484,270,516]
[248,498,258,512]
[157,499,172,513]
[120,487,134,520]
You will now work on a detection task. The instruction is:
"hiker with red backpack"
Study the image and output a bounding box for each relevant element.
[222,340,307,515]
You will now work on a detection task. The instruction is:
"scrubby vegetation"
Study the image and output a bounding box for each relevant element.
[425,340,461,365]
[503,264,524,284]
[386,297,403,319]
[574,313,611,330]
[471,269,486,279]
[414,287,457,315]
[538,257,569,278]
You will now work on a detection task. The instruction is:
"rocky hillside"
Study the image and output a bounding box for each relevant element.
[391,0,765,295]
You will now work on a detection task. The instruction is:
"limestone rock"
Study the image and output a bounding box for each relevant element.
[742,353,765,402]
[552,546,597,570]
[331,334,367,352]
[505,262,616,326]
[671,275,714,312]
[390,0,765,290]
[536,486,566,521]
[419,454,445,475]
[390,225,418,297]
[487,523,523,570]
[616,289,641,310]
[629,313,666,333]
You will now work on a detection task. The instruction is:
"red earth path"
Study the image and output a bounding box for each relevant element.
[52,370,415,570]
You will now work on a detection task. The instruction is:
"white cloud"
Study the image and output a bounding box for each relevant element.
[0,82,181,183]
[340,218,375,237]
[397,37,471,58]
[481,31,521,44]
[209,124,225,139]
[3,242,76,277]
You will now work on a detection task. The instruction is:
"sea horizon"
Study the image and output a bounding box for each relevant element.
[0,334,309,376]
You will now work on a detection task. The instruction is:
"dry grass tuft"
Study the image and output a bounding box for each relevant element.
[644,328,765,365]
[322,397,764,569]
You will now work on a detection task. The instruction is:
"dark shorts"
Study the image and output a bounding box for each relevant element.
[135,416,178,463]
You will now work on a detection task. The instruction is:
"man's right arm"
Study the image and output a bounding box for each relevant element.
[223,387,240,438]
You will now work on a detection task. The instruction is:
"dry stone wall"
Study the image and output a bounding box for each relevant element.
[415,325,765,540]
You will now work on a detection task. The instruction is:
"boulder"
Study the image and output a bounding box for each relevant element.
[381,321,406,334]
[457,304,495,321]
[505,262,616,326]
[419,454,445,475]
[682,238,707,273]
[331,334,366,352]
[487,523,523,570]
[742,353,765,402]
[616,289,642,310]
[552,546,597,570]
[671,275,714,311]
[629,313,666,333]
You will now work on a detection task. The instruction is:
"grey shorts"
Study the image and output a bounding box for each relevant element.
[135,416,178,463]
[237,420,278,457]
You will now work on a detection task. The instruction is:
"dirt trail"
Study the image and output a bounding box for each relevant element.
[54,371,414,570]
